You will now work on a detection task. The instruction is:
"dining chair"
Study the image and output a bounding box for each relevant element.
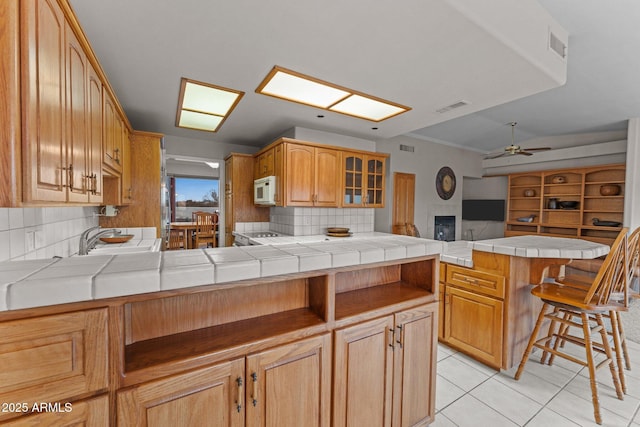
[193,212,217,248]
[515,228,628,425]
[167,228,185,250]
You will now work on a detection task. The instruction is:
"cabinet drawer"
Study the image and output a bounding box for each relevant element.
[446,265,505,299]
[0,309,108,421]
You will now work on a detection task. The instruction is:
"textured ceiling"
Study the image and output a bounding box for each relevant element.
[67,1,640,154]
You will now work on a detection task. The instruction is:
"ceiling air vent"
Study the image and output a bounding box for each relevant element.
[549,30,567,59]
[436,100,470,114]
[399,144,415,152]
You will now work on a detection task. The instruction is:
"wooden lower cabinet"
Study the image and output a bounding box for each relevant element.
[334,304,437,427]
[117,359,245,427]
[246,334,331,427]
[118,334,331,427]
[0,309,109,423]
[443,285,504,369]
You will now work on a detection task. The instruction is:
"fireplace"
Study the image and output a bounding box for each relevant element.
[434,216,455,241]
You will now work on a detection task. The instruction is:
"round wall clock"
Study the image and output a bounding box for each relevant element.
[435,166,456,200]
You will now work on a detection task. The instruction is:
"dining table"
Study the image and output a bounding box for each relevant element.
[169,222,197,249]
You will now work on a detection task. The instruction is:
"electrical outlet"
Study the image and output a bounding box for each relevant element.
[25,231,36,252]
[303,216,312,226]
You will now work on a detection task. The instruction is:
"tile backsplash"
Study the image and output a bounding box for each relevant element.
[235,208,375,236]
[269,207,375,235]
[0,207,99,261]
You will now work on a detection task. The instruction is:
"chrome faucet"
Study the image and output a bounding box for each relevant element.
[79,226,120,255]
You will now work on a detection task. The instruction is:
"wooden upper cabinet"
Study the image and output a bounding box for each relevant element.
[285,143,315,205]
[22,0,67,203]
[87,63,103,203]
[254,148,275,179]
[343,153,386,208]
[284,143,341,207]
[365,155,386,207]
[315,148,342,206]
[17,0,127,205]
[102,89,123,173]
[121,128,132,204]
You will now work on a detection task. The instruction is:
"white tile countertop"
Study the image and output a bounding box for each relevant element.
[0,235,446,312]
[0,234,610,312]
[467,235,610,259]
[440,236,610,268]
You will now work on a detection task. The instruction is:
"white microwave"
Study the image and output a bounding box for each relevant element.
[254,176,277,205]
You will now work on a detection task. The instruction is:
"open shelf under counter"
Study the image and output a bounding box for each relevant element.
[332,258,437,327]
[334,282,434,324]
[123,308,327,385]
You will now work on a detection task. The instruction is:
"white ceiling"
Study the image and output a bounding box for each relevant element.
[67,0,638,153]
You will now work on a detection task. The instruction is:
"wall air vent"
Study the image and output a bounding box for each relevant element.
[436,100,470,114]
[549,30,567,59]
[399,144,415,152]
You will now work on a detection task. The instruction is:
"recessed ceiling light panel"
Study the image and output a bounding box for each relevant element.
[256,66,410,122]
[330,94,407,121]
[176,78,244,132]
[260,69,349,108]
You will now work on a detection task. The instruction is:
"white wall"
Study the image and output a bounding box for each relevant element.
[288,127,376,151]
[625,119,640,230]
[376,135,483,240]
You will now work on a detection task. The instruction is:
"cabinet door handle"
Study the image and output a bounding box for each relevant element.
[92,174,98,195]
[63,164,74,189]
[396,324,404,349]
[235,376,243,413]
[251,372,258,406]
[388,328,395,350]
[114,148,120,164]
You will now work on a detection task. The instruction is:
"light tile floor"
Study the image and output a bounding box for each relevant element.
[434,339,640,426]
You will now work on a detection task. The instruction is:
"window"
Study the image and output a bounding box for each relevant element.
[171,177,219,222]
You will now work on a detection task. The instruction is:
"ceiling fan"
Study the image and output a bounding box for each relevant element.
[484,122,551,159]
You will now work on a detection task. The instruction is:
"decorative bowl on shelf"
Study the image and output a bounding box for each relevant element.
[523,189,536,197]
[592,218,622,227]
[599,184,621,196]
[551,175,566,184]
[516,215,536,223]
[99,234,134,244]
[558,201,579,209]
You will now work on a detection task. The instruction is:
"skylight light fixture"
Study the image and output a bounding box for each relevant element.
[256,66,410,122]
[176,78,244,132]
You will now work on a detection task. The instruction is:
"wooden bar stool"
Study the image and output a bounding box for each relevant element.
[515,229,629,425]
[551,226,639,390]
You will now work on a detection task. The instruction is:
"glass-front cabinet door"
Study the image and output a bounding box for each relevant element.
[344,154,363,206]
[343,154,385,207]
[366,156,385,207]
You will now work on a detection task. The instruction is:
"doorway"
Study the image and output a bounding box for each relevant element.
[392,172,416,235]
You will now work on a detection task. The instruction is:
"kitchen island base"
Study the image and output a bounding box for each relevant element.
[0,255,438,426]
